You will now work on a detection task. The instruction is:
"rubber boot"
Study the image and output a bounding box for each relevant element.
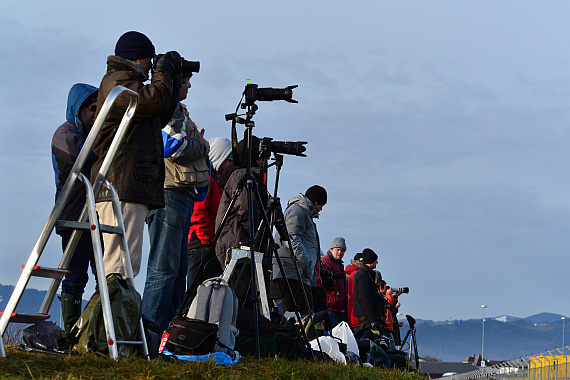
[61,293,83,333]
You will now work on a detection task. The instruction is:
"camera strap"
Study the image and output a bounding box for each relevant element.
[230,119,241,167]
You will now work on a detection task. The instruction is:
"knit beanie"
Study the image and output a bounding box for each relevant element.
[330,237,347,251]
[115,31,155,60]
[353,252,362,262]
[305,185,327,206]
[361,248,378,264]
[209,137,232,171]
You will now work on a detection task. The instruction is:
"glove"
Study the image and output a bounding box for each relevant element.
[154,52,177,75]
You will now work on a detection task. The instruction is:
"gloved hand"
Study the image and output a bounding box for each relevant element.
[154,52,178,75]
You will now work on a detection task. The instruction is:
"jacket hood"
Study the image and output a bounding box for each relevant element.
[287,193,319,218]
[345,263,361,275]
[107,55,150,82]
[66,83,98,136]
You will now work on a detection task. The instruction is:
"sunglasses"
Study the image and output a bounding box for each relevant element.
[84,105,97,112]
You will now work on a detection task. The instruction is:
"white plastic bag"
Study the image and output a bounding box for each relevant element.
[332,321,359,356]
[310,336,346,364]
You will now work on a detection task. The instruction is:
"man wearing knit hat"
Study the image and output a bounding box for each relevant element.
[92,31,179,281]
[352,248,386,331]
[185,137,232,304]
[141,69,210,330]
[272,185,327,316]
[321,237,348,328]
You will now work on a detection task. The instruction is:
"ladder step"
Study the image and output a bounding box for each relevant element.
[0,312,50,324]
[24,265,69,279]
[116,340,145,345]
[56,220,123,235]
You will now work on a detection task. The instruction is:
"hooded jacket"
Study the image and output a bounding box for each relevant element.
[345,262,362,328]
[91,55,176,209]
[52,83,98,225]
[272,193,321,286]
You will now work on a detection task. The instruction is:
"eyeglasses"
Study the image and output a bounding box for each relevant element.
[85,105,97,112]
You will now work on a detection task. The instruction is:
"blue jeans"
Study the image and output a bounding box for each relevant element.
[142,189,194,330]
[60,230,97,295]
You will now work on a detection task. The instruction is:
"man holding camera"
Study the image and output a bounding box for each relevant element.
[92,31,179,279]
[141,70,210,330]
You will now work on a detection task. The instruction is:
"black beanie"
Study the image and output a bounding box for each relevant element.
[361,248,378,264]
[305,185,327,206]
[115,31,155,60]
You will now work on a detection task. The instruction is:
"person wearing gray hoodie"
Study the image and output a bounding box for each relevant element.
[272,185,327,316]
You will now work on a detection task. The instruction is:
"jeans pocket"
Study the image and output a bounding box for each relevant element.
[145,210,156,225]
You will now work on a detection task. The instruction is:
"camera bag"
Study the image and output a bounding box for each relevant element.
[158,317,218,356]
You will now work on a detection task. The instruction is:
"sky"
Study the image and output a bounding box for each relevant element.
[1,1,569,322]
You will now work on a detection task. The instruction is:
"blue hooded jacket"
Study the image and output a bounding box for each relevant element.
[52,83,98,224]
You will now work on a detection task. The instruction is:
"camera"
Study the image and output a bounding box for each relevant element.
[391,287,409,294]
[259,137,307,158]
[244,83,298,105]
[154,51,200,74]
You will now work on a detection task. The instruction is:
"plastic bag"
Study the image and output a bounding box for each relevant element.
[310,336,346,364]
[332,321,359,356]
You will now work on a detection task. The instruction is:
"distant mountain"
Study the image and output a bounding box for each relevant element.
[524,312,566,324]
[0,283,64,327]
[493,315,521,323]
[406,315,568,362]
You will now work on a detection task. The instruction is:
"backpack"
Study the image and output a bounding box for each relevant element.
[67,274,141,356]
[185,277,239,357]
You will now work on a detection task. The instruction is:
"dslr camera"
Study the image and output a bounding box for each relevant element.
[391,287,409,294]
[259,137,307,158]
[154,51,200,75]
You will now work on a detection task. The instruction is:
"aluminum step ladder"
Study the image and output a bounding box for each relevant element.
[0,86,149,360]
[0,332,5,359]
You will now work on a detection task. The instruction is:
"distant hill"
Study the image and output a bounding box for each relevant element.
[408,314,568,362]
[524,312,566,324]
[0,283,64,327]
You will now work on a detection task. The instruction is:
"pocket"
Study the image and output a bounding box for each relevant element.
[134,151,159,182]
[173,159,209,186]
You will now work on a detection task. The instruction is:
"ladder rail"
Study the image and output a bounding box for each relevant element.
[0,86,138,337]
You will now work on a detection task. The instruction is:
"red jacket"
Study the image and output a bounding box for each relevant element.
[188,175,222,247]
[321,252,347,314]
[345,263,361,328]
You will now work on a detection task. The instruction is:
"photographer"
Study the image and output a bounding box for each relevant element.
[141,70,210,330]
[92,31,178,279]
[321,237,348,328]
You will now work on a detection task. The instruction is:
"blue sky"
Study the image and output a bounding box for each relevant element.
[1,1,569,322]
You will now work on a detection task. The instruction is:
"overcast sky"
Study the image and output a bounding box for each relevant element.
[1,1,569,322]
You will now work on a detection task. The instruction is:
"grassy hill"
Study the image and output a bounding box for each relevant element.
[1,345,423,380]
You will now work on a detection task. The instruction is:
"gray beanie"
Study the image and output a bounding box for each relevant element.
[209,137,232,171]
[330,237,347,251]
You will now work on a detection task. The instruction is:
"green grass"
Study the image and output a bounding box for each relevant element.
[0,345,425,380]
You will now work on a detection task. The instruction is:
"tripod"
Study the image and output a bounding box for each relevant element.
[182,87,320,359]
[399,314,420,370]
